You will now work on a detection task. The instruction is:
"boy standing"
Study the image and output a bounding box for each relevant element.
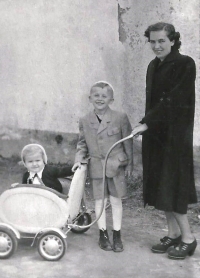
[72,81,133,252]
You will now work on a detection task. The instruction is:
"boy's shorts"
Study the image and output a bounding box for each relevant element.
[90,170,127,200]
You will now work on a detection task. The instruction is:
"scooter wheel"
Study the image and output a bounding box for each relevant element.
[0,228,18,259]
[71,212,92,234]
[37,231,66,261]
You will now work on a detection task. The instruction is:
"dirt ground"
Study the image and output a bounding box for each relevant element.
[0,156,200,278]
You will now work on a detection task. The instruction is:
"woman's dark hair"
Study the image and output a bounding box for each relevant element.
[144,22,181,50]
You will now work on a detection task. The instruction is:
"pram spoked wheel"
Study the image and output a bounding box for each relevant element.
[71,212,92,234]
[0,228,18,259]
[37,231,66,261]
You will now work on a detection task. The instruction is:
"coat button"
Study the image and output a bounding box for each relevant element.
[160,98,164,102]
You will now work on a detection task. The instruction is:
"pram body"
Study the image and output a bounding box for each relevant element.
[0,165,91,261]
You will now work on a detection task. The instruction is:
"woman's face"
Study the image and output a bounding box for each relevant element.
[149,30,174,61]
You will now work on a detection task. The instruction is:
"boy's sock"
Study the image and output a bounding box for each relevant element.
[95,198,107,230]
[110,196,123,251]
[110,196,122,230]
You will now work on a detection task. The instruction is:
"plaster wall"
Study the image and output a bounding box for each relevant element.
[0,0,199,144]
[0,0,125,133]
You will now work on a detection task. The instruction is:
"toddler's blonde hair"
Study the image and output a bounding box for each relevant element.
[21,144,48,165]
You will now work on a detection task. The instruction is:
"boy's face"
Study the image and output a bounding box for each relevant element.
[89,87,114,114]
[24,153,45,173]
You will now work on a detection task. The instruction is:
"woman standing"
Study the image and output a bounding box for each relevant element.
[132,22,197,260]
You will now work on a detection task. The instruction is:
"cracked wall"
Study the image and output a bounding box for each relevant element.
[0,0,199,147]
[118,0,200,145]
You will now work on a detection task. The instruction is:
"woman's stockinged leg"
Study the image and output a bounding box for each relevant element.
[167,212,197,259]
[172,212,195,243]
[165,211,181,238]
[151,211,196,255]
[151,211,181,253]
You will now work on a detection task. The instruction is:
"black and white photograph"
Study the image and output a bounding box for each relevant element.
[0,1,199,277]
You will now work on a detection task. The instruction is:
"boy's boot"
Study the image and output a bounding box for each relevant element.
[113,230,124,252]
[99,229,112,251]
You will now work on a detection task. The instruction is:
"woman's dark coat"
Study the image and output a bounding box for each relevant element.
[141,50,197,213]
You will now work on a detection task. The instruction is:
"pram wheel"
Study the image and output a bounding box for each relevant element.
[37,231,66,261]
[71,212,92,234]
[0,228,18,259]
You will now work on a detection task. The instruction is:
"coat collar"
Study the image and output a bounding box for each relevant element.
[89,107,112,134]
[154,50,180,68]
[29,168,44,179]
[89,110,99,124]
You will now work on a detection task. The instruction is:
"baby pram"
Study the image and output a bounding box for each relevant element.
[0,165,91,261]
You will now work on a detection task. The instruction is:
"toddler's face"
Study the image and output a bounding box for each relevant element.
[24,153,45,173]
[89,87,114,114]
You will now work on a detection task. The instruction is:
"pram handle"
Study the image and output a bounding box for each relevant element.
[69,133,134,230]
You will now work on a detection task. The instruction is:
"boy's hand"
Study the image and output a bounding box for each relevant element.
[11,183,19,188]
[72,162,81,172]
[125,170,132,178]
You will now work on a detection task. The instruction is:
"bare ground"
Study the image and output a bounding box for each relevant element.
[0,155,200,278]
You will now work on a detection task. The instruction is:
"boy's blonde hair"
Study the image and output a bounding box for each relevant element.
[90,81,114,98]
[21,144,48,165]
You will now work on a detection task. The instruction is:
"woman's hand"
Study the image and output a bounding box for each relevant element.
[132,123,148,137]
[72,162,82,172]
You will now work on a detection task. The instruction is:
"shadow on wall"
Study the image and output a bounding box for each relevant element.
[0,128,200,195]
[0,127,143,174]
[0,128,78,165]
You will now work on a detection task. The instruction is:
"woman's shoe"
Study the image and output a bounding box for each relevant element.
[98,229,113,251]
[168,239,197,260]
[151,235,181,253]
